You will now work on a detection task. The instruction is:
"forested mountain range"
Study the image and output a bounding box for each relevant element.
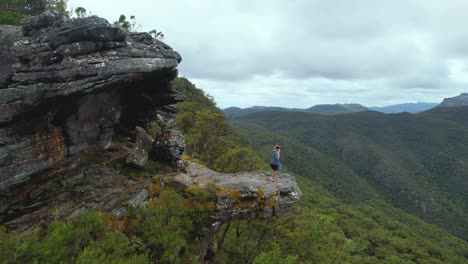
[224,102,441,116]
[369,102,438,113]
[224,93,468,116]
[229,106,468,243]
[2,74,467,263]
[177,79,468,262]
[224,104,368,117]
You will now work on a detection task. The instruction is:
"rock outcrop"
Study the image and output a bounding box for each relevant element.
[171,162,302,257]
[174,162,302,220]
[1,157,301,258]
[0,11,183,192]
[0,11,302,260]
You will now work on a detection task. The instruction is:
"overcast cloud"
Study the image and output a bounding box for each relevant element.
[69,0,468,108]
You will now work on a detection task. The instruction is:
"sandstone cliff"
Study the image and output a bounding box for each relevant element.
[0,11,302,258]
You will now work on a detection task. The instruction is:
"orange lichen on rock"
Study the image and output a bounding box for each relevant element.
[216,188,242,203]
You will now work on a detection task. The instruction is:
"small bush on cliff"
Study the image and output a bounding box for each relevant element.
[0,226,41,263]
[41,211,106,263]
[253,243,300,264]
[138,189,193,262]
[76,231,149,264]
[142,160,160,174]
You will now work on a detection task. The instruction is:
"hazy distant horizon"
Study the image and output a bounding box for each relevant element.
[70,0,468,109]
[222,101,439,110]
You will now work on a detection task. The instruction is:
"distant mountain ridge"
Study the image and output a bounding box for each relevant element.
[224,102,442,117]
[229,106,468,241]
[305,103,367,115]
[369,102,437,113]
[223,103,367,117]
[223,106,290,117]
[439,93,468,107]
[224,93,468,116]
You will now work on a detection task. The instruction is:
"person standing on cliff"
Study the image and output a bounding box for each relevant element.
[269,145,281,182]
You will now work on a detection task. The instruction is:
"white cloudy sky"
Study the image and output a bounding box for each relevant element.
[69,0,468,108]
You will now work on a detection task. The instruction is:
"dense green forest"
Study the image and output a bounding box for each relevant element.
[230,107,468,242]
[174,78,468,262]
[2,77,468,263]
[1,3,467,261]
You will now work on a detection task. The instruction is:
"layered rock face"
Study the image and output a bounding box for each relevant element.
[0,11,187,226]
[0,11,183,192]
[0,12,302,258]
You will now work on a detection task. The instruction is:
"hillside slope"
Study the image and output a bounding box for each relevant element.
[172,78,468,262]
[231,109,468,240]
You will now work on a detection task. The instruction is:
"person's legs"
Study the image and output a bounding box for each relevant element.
[270,165,278,181]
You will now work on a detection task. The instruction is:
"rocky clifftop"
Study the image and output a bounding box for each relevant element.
[0,11,183,192]
[0,11,302,254]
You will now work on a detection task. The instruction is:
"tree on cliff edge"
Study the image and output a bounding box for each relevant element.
[114,14,164,40]
[0,0,68,25]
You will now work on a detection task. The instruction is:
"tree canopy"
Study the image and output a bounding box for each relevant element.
[0,0,68,25]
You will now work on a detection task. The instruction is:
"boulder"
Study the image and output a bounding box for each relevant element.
[126,127,154,167]
[152,129,185,162]
[125,189,149,207]
[145,120,161,139]
[21,11,65,37]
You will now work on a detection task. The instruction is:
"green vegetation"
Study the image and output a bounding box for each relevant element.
[2,179,467,263]
[0,187,220,264]
[2,78,468,263]
[113,14,164,40]
[230,108,468,241]
[114,14,139,32]
[0,0,68,25]
[171,80,468,262]
[208,175,468,263]
[173,77,268,173]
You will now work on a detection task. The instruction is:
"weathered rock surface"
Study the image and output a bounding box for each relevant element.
[153,129,185,163]
[126,126,154,167]
[180,162,302,219]
[1,157,301,258]
[0,25,22,88]
[0,12,302,260]
[160,162,302,257]
[0,11,183,192]
[0,147,151,230]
